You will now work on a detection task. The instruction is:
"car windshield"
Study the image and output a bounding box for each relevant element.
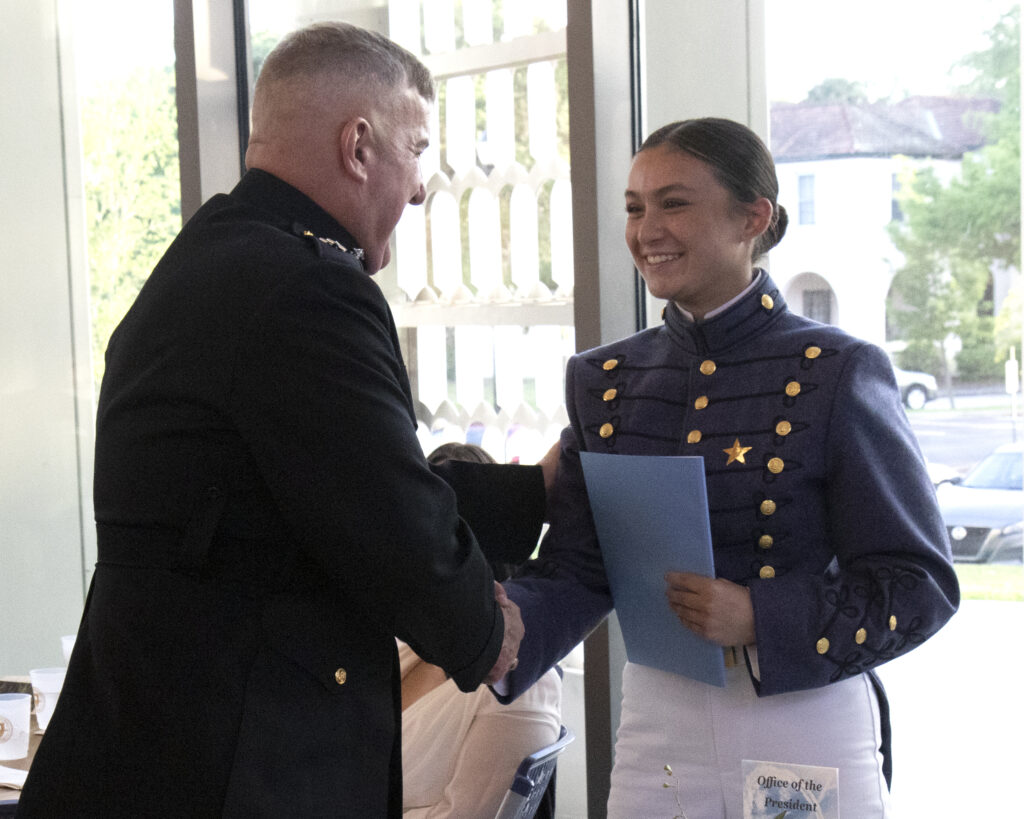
[962,451,1024,491]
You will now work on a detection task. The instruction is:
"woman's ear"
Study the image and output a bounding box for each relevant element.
[745,197,774,239]
[339,117,372,183]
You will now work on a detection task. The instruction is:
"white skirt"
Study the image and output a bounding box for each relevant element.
[607,658,892,819]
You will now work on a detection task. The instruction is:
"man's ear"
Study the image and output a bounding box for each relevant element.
[339,117,372,183]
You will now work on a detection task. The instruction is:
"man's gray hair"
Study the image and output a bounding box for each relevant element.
[255,21,434,102]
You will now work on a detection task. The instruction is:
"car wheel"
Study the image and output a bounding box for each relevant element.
[905,385,928,410]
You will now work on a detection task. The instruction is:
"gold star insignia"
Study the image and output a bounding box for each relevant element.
[723,438,752,465]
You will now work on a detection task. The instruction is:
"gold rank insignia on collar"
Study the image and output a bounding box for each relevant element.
[301,229,365,261]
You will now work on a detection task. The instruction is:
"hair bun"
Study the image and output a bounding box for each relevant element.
[773,204,789,246]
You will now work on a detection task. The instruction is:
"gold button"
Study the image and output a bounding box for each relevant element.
[687,430,702,444]
[761,294,774,310]
[334,668,347,685]
[759,565,775,579]
[602,388,618,401]
[805,346,821,359]
[758,534,773,549]
[767,457,784,474]
[602,358,619,371]
[760,499,776,515]
[599,423,614,438]
[775,420,792,436]
[785,381,801,397]
[699,360,716,376]
[889,615,898,631]
[694,395,709,410]
[816,638,829,654]
[855,628,867,644]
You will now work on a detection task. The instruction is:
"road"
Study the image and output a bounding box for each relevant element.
[907,393,1021,474]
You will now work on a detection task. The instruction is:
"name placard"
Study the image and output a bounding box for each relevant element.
[742,759,839,818]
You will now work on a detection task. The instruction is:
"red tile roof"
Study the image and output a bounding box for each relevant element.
[770,96,1000,161]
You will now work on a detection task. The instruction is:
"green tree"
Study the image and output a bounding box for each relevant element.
[888,7,1020,388]
[83,65,180,391]
[805,77,868,104]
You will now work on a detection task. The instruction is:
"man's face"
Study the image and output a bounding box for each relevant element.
[361,88,430,273]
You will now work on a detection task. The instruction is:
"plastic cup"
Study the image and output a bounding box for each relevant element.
[0,693,31,759]
[61,634,77,664]
[29,667,67,731]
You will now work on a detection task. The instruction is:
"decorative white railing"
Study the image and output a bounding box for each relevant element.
[387,0,574,462]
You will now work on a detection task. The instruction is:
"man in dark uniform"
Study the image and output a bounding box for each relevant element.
[18,21,525,817]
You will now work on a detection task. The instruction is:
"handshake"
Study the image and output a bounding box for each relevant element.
[484,581,524,685]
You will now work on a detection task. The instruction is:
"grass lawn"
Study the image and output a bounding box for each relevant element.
[955,563,1024,601]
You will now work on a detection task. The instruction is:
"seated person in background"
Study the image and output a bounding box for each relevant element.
[400,443,563,819]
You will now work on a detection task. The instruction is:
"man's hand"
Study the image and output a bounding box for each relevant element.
[484,581,524,684]
[665,572,756,647]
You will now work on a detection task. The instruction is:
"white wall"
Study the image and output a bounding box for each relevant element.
[0,0,95,673]
[771,155,962,346]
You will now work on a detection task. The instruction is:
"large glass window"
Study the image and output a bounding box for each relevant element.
[766,3,1021,816]
[74,1,180,392]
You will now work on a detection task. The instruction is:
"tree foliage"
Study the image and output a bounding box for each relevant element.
[805,77,868,104]
[83,65,180,391]
[888,7,1020,382]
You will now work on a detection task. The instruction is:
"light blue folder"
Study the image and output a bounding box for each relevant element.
[580,452,726,686]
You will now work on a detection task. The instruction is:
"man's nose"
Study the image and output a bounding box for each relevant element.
[410,182,427,206]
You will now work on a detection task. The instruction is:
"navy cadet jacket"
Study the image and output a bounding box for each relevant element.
[503,271,959,700]
[17,170,544,818]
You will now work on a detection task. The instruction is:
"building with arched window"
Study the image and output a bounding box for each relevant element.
[768,96,1007,349]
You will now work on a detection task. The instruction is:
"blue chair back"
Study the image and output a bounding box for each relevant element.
[493,724,574,819]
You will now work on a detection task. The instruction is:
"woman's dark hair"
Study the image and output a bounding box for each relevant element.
[639,117,788,260]
[426,442,495,466]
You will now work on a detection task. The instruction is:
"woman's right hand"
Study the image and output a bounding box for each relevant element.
[665,571,756,647]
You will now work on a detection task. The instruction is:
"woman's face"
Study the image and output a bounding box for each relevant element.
[625,144,768,319]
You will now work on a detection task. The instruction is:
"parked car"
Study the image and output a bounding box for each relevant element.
[925,458,962,487]
[892,364,939,410]
[936,441,1024,563]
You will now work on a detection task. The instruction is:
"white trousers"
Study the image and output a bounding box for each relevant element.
[607,660,892,819]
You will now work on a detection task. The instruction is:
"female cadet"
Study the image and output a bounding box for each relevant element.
[501,117,959,818]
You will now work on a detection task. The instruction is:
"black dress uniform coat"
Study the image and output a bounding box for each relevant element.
[17,170,533,817]
[503,272,959,704]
